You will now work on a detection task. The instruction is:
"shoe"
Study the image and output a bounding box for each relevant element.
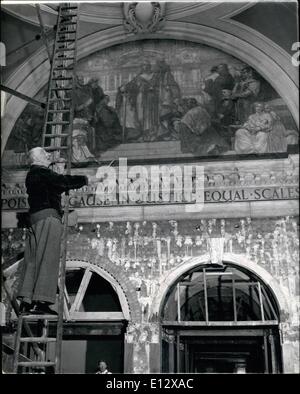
[19,301,33,315]
[30,302,58,316]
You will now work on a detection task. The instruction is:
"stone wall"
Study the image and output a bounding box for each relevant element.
[2,215,299,372]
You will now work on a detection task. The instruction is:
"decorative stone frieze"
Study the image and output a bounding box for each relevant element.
[3,216,299,327]
[1,159,299,212]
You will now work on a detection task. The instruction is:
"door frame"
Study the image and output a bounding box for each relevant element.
[161,325,282,373]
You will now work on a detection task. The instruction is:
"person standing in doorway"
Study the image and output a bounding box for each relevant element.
[95,360,112,374]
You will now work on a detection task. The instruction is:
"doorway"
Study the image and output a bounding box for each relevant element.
[161,263,283,373]
[162,328,281,373]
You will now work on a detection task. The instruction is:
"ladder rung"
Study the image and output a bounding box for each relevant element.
[60,13,77,17]
[55,54,75,58]
[57,39,76,43]
[44,133,70,138]
[61,6,78,10]
[49,98,71,102]
[58,31,76,34]
[59,14,77,21]
[51,87,72,91]
[58,28,76,33]
[54,58,74,63]
[48,109,71,113]
[46,121,70,125]
[56,48,75,52]
[58,17,77,23]
[55,57,75,61]
[53,67,74,71]
[20,337,57,343]
[44,146,69,151]
[54,59,75,65]
[22,314,58,320]
[52,77,73,81]
[59,23,77,27]
[18,361,56,367]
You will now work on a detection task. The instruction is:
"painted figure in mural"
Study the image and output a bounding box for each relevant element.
[89,78,106,116]
[116,59,180,142]
[217,89,236,126]
[234,102,272,154]
[94,95,123,153]
[215,89,236,147]
[192,78,215,116]
[71,122,97,164]
[116,61,158,141]
[231,66,261,123]
[74,76,105,131]
[73,75,94,121]
[73,117,96,155]
[6,105,44,154]
[203,66,219,98]
[153,58,181,138]
[264,104,288,153]
[176,98,230,156]
[207,64,235,112]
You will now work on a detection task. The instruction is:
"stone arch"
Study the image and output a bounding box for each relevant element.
[66,259,131,320]
[149,252,290,323]
[2,21,298,154]
[3,256,142,322]
[67,256,142,322]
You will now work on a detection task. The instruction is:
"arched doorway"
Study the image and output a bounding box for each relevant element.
[45,261,130,374]
[161,262,283,374]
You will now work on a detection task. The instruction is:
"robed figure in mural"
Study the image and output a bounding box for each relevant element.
[94,95,123,153]
[153,59,181,136]
[231,66,261,123]
[116,62,158,141]
[234,102,272,154]
[175,98,230,156]
[208,64,235,112]
[116,60,181,141]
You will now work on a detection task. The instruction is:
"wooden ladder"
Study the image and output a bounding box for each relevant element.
[12,2,79,374]
[13,315,57,374]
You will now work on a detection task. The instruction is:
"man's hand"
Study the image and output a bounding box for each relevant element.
[87,175,100,184]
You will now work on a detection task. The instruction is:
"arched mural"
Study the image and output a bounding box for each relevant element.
[3,39,298,167]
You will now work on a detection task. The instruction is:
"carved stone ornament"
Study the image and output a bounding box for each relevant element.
[122,2,166,34]
[207,237,225,265]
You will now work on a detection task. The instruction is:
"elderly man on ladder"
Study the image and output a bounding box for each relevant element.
[17,147,89,315]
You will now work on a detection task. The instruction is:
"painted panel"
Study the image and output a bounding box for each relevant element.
[3,40,298,167]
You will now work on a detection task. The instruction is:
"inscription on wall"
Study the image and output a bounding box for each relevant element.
[1,186,299,210]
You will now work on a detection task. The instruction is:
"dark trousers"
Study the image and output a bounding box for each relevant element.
[18,216,63,304]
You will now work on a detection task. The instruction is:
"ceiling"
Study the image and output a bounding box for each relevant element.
[1,1,298,77]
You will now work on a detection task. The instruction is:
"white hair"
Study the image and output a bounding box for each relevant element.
[27,147,44,164]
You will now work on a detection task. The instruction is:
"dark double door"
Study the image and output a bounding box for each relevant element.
[162,327,282,374]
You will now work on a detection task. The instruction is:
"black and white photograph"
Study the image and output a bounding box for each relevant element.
[1,0,299,376]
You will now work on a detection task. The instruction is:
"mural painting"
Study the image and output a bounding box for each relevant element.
[4,40,298,166]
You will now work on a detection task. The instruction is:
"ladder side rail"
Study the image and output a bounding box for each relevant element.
[2,277,43,360]
[54,3,79,374]
[42,6,63,148]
